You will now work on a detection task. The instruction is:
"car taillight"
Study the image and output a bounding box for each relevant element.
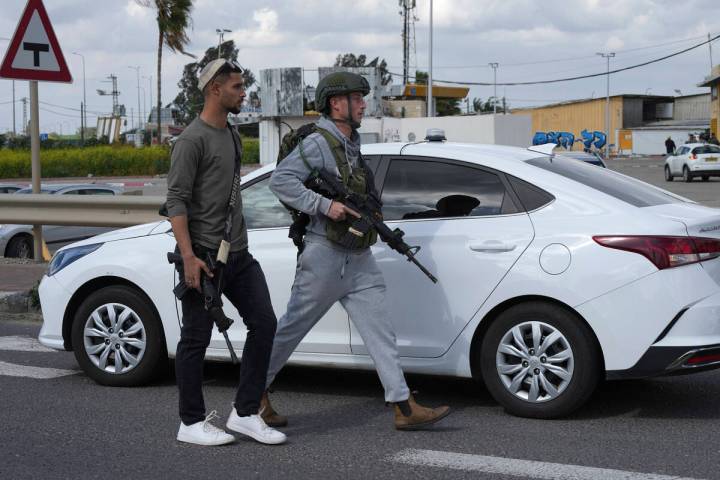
[593,235,720,270]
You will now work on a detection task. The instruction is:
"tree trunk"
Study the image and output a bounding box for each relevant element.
[157,29,163,144]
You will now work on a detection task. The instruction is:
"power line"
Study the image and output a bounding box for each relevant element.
[391,33,720,86]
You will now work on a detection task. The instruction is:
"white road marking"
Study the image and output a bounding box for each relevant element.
[0,335,56,353]
[390,449,703,480]
[0,360,79,379]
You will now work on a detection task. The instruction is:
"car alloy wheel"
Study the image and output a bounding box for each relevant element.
[664,166,673,182]
[495,321,574,403]
[479,301,600,418]
[82,302,147,375]
[72,285,166,386]
[7,235,33,259]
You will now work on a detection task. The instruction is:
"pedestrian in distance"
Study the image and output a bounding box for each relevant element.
[665,136,676,154]
[262,71,451,431]
[166,59,285,446]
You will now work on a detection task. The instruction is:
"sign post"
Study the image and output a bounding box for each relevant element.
[0,0,73,261]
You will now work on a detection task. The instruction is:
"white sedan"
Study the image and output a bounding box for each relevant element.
[664,143,720,182]
[38,140,720,419]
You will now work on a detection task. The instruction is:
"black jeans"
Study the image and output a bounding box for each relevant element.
[175,247,277,425]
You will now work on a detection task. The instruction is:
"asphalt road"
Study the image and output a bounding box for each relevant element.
[1,319,719,480]
[1,156,719,479]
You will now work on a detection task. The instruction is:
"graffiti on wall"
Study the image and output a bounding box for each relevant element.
[533,129,606,151]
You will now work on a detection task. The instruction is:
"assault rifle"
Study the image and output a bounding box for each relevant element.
[307,169,438,283]
[167,252,239,364]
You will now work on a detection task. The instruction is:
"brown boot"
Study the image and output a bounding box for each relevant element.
[393,394,450,431]
[260,390,288,428]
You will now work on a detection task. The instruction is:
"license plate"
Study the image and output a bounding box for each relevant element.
[706,157,717,162]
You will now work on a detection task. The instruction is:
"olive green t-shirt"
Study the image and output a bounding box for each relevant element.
[165,117,248,252]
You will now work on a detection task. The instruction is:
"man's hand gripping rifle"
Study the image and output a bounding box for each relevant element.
[307,169,438,283]
[167,251,240,364]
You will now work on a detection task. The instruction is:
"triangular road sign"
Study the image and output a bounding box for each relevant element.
[0,0,72,83]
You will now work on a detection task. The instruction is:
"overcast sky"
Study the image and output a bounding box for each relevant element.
[1,0,719,134]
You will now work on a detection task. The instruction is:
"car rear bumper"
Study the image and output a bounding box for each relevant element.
[607,344,720,379]
[607,290,720,379]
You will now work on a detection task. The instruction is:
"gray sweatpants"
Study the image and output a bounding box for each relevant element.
[265,238,411,403]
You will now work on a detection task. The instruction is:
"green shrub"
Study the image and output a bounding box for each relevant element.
[0,138,260,179]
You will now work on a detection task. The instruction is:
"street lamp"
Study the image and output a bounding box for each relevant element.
[216,28,231,59]
[489,62,499,114]
[143,75,153,142]
[427,0,433,117]
[128,66,142,141]
[72,51,86,143]
[596,52,615,160]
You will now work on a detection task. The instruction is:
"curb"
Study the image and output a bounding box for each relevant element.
[0,290,39,314]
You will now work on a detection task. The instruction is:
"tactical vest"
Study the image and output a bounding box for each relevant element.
[304,128,378,249]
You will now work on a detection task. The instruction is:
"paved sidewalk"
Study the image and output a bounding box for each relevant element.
[0,259,47,313]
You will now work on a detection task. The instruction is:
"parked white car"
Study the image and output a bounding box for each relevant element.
[0,183,123,258]
[664,143,720,182]
[38,141,720,418]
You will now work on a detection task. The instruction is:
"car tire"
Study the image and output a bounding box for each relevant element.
[6,235,33,259]
[664,166,673,182]
[702,175,709,181]
[479,301,601,419]
[683,166,692,182]
[71,285,167,387]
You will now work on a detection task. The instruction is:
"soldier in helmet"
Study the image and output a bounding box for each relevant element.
[261,71,451,431]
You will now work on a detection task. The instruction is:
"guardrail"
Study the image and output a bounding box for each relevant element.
[0,194,166,227]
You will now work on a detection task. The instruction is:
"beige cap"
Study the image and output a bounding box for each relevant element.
[197,59,242,91]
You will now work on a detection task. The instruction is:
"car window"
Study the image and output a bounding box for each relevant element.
[363,154,380,172]
[526,155,684,207]
[82,189,115,195]
[380,158,518,221]
[507,176,555,211]
[241,176,292,229]
[693,145,720,154]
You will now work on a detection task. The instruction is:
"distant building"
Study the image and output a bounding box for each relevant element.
[146,107,179,139]
[698,64,720,137]
[512,94,711,155]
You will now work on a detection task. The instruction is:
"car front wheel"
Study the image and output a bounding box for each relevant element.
[664,165,673,182]
[71,285,167,386]
[480,302,601,419]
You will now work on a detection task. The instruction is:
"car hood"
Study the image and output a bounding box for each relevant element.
[59,221,165,249]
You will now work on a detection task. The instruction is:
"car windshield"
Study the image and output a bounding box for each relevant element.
[526,155,684,207]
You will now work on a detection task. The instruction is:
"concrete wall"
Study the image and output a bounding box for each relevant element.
[259,114,532,164]
[631,129,704,155]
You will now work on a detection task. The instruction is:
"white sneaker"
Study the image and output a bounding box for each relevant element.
[177,410,236,446]
[226,409,287,445]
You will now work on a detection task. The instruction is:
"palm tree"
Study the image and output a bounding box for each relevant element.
[137,0,195,143]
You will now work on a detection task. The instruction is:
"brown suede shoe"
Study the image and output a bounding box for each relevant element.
[393,394,450,431]
[260,391,288,428]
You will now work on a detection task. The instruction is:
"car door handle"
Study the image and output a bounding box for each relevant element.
[468,241,517,253]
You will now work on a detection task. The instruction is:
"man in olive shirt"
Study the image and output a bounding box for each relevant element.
[166,59,285,446]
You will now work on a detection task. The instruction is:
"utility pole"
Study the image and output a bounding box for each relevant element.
[597,52,615,160]
[128,66,142,138]
[144,75,153,142]
[489,62,499,114]
[427,0,433,117]
[72,52,86,143]
[216,28,231,59]
[22,97,28,135]
[399,0,416,85]
[709,33,714,70]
